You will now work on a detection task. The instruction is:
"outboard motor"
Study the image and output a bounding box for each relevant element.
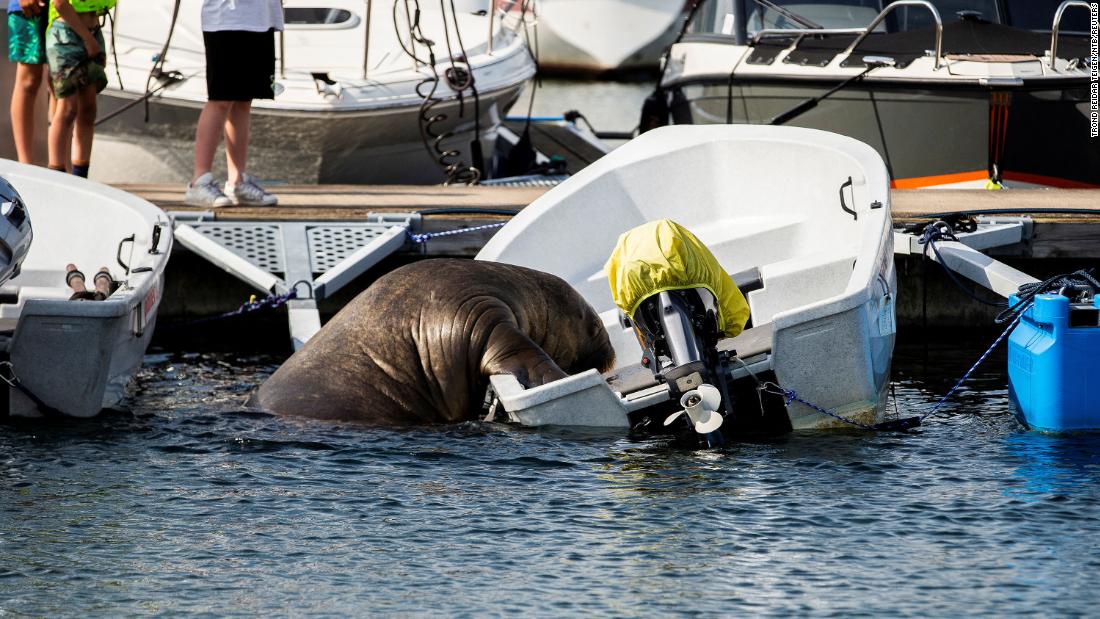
[0,176,33,287]
[631,288,736,448]
[606,219,751,449]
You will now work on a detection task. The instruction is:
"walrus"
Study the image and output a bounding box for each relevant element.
[252,259,616,424]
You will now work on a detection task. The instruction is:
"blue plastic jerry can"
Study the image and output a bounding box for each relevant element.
[1007,293,1100,432]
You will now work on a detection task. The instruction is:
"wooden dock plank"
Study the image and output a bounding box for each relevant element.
[120,184,1100,223]
[121,184,1100,258]
[116,183,544,220]
[889,189,1100,221]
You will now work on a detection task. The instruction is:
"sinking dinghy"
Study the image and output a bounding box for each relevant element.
[477,125,897,434]
[0,161,171,418]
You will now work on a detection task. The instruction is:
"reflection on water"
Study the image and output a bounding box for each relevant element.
[3,337,1100,616]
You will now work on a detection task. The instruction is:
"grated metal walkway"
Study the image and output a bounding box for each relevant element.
[174,214,417,349]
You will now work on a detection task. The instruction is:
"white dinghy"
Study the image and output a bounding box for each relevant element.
[0,161,171,418]
[477,125,897,434]
[94,0,536,184]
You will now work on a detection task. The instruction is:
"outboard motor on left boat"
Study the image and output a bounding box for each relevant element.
[0,176,33,287]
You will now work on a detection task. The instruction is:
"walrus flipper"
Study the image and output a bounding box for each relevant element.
[481,322,569,389]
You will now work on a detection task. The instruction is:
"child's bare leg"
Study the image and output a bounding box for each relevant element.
[10,63,44,164]
[71,85,97,177]
[223,100,252,185]
[48,94,78,171]
[192,100,232,184]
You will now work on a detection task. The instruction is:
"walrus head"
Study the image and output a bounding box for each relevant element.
[560,305,616,376]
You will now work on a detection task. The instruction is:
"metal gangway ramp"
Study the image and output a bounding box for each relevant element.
[172,212,419,349]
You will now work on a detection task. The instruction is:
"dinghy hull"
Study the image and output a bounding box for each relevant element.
[0,162,171,418]
[478,125,898,431]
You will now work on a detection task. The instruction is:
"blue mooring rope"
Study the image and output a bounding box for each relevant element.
[761,312,1022,431]
[407,222,507,245]
[761,382,881,430]
[919,308,1025,421]
[180,289,299,327]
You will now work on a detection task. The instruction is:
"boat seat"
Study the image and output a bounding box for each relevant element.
[0,285,75,303]
[603,323,774,395]
[605,363,661,395]
[747,249,857,326]
[718,321,773,360]
[730,266,763,294]
[0,285,81,322]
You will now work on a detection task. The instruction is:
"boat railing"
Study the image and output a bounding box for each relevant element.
[751,0,944,70]
[488,0,534,55]
[1049,0,1092,68]
[843,0,942,70]
[271,0,528,82]
[362,0,373,78]
[286,0,516,80]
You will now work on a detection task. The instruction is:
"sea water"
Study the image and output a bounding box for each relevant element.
[3,333,1100,616]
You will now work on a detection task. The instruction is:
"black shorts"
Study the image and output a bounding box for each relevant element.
[203,29,276,101]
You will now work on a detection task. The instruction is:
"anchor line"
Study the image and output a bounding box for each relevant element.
[771,261,1097,429]
[919,309,1025,421]
[166,289,300,330]
[729,355,916,432]
[757,315,1020,431]
[406,221,506,244]
[760,383,879,431]
[995,268,1100,324]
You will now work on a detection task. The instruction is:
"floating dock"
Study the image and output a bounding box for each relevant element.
[125,183,1100,348]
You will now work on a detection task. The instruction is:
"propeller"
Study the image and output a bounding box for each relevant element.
[664,384,724,434]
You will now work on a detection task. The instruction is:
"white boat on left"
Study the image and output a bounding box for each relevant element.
[0,161,171,418]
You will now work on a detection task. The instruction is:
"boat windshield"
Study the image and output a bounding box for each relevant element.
[1004,0,1089,33]
[685,0,1084,39]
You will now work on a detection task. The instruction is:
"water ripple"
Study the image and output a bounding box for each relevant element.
[2,341,1100,616]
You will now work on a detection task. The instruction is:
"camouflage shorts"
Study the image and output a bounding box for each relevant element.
[46,20,106,99]
[7,11,47,65]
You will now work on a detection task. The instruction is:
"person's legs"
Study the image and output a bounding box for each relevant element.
[186,100,233,206]
[191,99,232,183]
[8,9,48,164]
[48,93,78,171]
[223,100,251,185]
[70,84,97,177]
[222,99,274,205]
[10,62,44,163]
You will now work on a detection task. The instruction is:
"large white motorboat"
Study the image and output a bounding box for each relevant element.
[649,0,1097,189]
[477,124,898,438]
[93,0,537,184]
[532,0,688,73]
[0,160,171,418]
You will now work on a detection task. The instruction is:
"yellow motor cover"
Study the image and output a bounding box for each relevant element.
[605,219,750,338]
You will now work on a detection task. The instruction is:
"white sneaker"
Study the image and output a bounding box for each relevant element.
[185,173,233,207]
[225,174,278,206]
